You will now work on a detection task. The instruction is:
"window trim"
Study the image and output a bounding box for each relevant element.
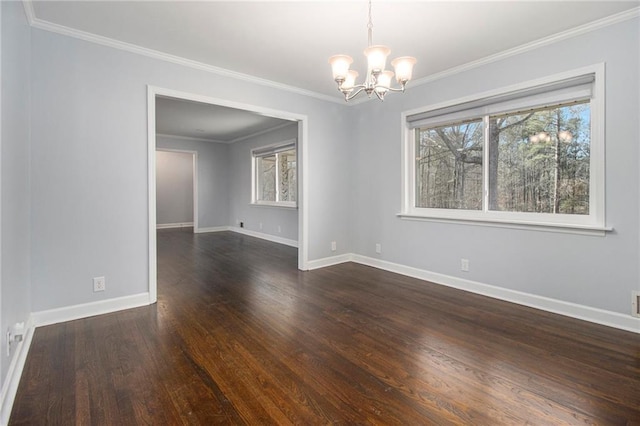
[251,139,297,208]
[400,64,609,234]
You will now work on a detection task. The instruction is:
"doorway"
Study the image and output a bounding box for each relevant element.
[147,86,309,303]
[155,149,197,231]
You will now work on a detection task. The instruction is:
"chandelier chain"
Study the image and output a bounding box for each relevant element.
[367,0,373,47]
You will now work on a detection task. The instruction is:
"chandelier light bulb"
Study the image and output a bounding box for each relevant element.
[364,45,391,73]
[558,130,573,142]
[375,70,394,93]
[391,56,417,83]
[342,70,359,92]
[329,55,353,81]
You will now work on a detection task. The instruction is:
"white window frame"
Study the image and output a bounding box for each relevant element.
[400,64,610,235]
[251,139,297,208]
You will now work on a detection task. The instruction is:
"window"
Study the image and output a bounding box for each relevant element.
[402,66,605,231]
[252,140,297,207]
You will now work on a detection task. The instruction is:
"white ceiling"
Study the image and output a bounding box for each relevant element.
[28,1,639,140]
[156,96,294,143]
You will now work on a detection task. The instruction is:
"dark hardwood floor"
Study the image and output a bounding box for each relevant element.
[10,228,640,424]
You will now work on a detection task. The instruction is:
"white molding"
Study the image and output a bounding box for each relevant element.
[147,88,158,304]
[408,8,640,90]
[346,8,640,107]
[156,222,194,230]
[349,254,640,334]
[194,226,230,234]
[397,214,612,237]
[306,254,353,270]
[21,0,35,26]
[0,317,34,426]
[25,12,343,105]
[401,63,607,232]
[31,293,151,327]
[230,227,298,248]
[21,3,639,108]
[230,122,296,144]
[155,148,199,232]
[194,227,299,251]
[156,133,228,144]
[297,118,309,270]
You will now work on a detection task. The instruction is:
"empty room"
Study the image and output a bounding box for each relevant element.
[1,1,639,424]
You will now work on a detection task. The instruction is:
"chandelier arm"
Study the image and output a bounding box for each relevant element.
[381,85,407,93]
[345,86,367,101]
[336,82,366,94]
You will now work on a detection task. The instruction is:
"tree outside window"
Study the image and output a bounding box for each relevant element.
[415,101,590,215]
[253,143,297,207]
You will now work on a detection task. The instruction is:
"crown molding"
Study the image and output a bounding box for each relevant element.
[156,133,229,144]
[22,2,345,105]
[230,121,296,144]
[22,2,638,108]
[409,7,640,90]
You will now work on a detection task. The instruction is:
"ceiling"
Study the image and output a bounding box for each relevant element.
[28,1,639,141]
[156,96,294,143]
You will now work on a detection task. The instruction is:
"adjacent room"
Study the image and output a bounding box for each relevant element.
[1,1,639,424]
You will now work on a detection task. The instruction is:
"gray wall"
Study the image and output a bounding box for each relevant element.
[349,18,640,315]
[155,150,194,226]
[228,122,299,241]
[3,2,635,360]
[29,26,351,312]
[156,136,230,229]
[1,2,32,382]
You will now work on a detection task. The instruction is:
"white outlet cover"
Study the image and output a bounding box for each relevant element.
[461,259,470,272]
[93,276,106,292]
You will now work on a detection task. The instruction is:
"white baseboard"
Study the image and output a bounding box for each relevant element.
[306,253,353,270]
[304,253,639,334]
[31,293,152,327]
[194,226,230,234]
[156,222,194,229]
[0,317,35,426]
[230,227,298,248]
[349,254,640,334]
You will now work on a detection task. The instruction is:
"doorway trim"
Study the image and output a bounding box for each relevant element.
[155,148,198,231]
[147,85,309,303]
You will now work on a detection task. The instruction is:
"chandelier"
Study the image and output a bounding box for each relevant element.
[329,0,417,102]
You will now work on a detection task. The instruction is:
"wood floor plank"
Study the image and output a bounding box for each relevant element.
[9,229,640,424]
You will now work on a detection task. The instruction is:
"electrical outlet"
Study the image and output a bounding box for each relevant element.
[240,221,244,228]
[375,243,382,254]
[259,222,263,230]
[331,241,337,251]
[93,276,106,292]
[278,226,281,233]
[633,291,640,317]
[461,259,469,272]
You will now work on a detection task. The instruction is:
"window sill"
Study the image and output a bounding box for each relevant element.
[397,213,613,236]
[251,202,297,210]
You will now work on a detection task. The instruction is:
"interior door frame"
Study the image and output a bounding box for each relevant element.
[155,148,198,231]
[147,85,309,303]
